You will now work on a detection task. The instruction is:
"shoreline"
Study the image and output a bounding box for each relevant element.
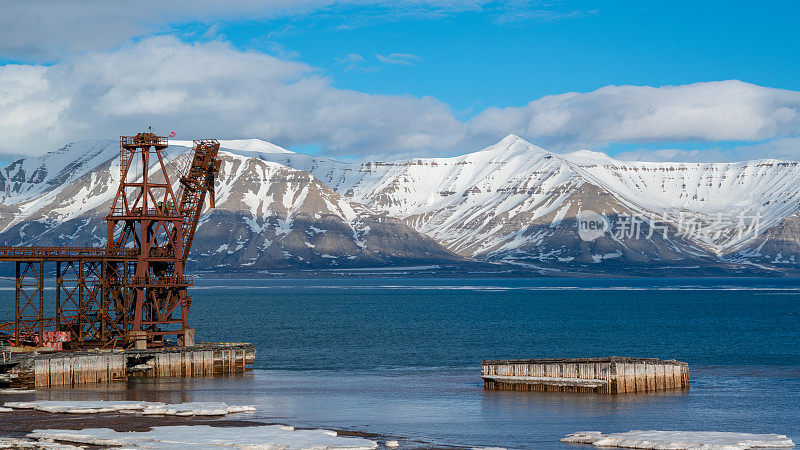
[0,409,467,449]
[0,409,269,439]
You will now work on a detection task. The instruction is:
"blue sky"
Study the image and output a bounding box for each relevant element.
[213,1,800,112]
[1,1,799,161]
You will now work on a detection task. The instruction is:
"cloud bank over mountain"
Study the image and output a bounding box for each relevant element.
[0,37,464,158]
[468,81,800,150]
[1,36,799,161]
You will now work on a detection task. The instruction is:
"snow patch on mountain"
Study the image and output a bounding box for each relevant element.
[171,139,294,159]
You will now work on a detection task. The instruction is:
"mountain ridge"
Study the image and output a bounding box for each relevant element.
[0,135,799,275]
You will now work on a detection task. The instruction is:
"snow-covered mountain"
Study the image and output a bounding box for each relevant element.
[0,140,458,270]
[254,135,800,272]
[1,135,799,274]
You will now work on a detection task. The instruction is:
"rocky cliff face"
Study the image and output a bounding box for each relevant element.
[730,212,800,267]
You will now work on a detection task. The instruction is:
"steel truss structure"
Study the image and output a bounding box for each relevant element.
[0,133,220,349]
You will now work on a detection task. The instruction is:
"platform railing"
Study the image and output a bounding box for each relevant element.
[0,247,137,261]
[121,135,168,148]
[131,275,193,286]
[107,206,180,217]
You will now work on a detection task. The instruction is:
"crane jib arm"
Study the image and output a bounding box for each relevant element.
[177,139,221,264]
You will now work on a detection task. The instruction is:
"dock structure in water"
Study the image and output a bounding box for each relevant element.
[1,343,255,388]
[482,357,689,394]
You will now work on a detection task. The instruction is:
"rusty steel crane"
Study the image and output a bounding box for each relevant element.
[0,132,221,349]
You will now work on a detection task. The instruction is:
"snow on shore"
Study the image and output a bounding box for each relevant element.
[4,400,380,448]
[562,430,795,449]
[4,400,255,416]
[29,424,378,449]
[0,438,81,449]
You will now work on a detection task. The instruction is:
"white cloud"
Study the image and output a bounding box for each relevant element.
[494,7,599,24]
[0,0,489,61]
[468,81,800,150]
[615,148,711,163]
[335,53,366,72]
[0,37,464,158]
[616,138,800,163]
[376,53,421,65]
[2,36,800,162]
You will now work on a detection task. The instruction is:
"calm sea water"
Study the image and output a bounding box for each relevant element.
[5,278,800,448]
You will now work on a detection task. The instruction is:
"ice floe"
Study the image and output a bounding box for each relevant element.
[0,438,81,449]
[0,388,36,394]
[562,430,795,449]
[4,400,256,416]
[29,424,378,449]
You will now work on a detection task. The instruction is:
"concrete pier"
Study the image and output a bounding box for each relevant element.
[482,357,689,394]
[1,343,255,388]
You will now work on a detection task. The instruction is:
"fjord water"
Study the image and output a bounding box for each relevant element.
[20,278,800,448]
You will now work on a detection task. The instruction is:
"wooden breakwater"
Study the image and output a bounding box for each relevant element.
[2,343,255,388]
[482,357,689,394]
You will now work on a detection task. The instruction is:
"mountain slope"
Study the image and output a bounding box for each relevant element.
[252,135,800,270]
[191,152,459,269]
[562,151,800,253]
[0,140,459,270]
